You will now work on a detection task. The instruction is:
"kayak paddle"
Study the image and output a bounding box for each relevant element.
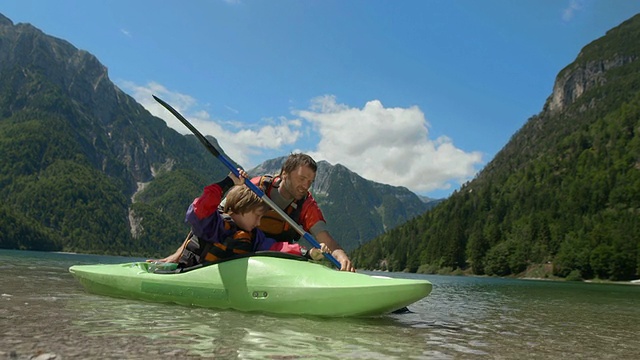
[152,95,342,269]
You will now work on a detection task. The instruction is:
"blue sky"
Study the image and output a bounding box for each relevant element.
[2,1,640,199]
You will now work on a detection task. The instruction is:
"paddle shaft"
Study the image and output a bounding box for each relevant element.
[153,95,342,269]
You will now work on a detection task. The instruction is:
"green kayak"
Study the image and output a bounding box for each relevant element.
[69,252,432,317]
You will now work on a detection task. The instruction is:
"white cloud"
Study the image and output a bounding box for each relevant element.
[294,95,484,194]
[120,82,483,195]
[118,81,302,167]
[562,0,583,22]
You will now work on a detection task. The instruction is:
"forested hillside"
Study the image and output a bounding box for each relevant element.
[0,13,233,256]
[352,14,640,281]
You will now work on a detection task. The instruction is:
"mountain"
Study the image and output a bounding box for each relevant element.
[0,13,428,256]
[351,14,640,281]
[0,13,233,256]
[417,194,442,205]
[250,158,431,250]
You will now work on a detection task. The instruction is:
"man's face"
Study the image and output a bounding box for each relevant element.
[281,165,316,200]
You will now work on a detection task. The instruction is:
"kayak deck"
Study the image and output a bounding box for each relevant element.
[69,253,432,317]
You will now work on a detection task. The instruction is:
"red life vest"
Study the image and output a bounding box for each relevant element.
[254,175,306,242]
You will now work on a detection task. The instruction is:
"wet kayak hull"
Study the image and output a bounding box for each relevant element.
[69,253,431,317]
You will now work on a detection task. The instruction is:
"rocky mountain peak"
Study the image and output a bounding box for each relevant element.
[0,13,176,188]
[0,14,115,118]
[546,55,636,113]
[0,13,13,26]
[545,14,640,113]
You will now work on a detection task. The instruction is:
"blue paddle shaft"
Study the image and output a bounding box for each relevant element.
[153,95,342,269]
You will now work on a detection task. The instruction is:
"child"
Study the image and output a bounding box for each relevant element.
[177,169,328,268]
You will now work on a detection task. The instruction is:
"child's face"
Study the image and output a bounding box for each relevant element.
[234,208,266,232]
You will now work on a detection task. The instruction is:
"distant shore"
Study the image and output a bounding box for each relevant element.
[409,262,640,285]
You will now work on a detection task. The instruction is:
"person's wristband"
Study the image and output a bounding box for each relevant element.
[216,176,236,192]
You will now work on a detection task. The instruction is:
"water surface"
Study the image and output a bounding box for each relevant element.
[1,249,638,359]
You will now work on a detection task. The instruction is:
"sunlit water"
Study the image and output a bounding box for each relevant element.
[1,249,639,359]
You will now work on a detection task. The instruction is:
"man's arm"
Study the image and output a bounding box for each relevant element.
[300,194,356,272]
[314,230,356,272]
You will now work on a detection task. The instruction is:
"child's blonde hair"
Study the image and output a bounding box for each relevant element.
[223,185,269,215]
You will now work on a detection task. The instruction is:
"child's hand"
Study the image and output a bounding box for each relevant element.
[229,168,249,185]
[309,243,330,261]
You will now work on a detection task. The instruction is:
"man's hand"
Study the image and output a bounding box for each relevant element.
[332,249,356,272]
[314,231,356,272]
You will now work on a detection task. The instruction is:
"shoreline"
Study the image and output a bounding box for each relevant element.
[405,263,640,285]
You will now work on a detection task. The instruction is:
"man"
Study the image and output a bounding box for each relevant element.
[175,168,330,268]
[156,153,355,272]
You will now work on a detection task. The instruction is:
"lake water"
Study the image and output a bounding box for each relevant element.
[1,249,639,359]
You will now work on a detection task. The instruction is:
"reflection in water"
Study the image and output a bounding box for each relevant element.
[1,250,640,359]
[66,295,436,359]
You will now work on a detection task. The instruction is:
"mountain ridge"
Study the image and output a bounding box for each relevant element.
[0,12,429,254]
